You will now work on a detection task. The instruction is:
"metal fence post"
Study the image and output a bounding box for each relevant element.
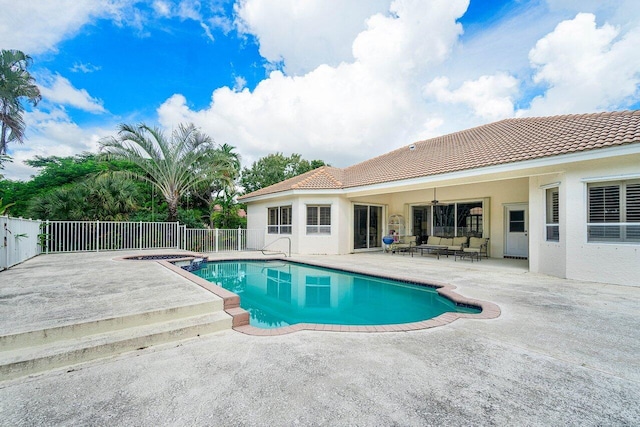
[96,220,99,252]
[215,228,219,253]
[238,227,242,251]
[45,220,50,254]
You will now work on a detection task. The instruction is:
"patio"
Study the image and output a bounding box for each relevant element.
[0,250,638,425]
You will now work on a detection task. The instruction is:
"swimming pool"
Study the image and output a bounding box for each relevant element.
[193,260,481,329]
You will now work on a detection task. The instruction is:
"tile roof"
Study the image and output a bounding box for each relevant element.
[240,110,640,200]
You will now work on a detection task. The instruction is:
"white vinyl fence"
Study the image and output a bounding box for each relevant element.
[183,228,265,253]
[1,218,265,269]
[42,221,265,254]
[42,221,182,253]
[1,216,42,270]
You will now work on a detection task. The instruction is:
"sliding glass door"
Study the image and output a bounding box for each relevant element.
[354,205,383,250]
[412,201,484,238]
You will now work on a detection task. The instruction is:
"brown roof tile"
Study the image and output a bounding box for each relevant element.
[240,166,344,199]
[240,110,640,199]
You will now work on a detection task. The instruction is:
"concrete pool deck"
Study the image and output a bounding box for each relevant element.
[1,250,639,425]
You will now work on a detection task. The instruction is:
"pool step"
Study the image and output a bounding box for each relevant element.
[0,306,231,381]
[0,300,223,351]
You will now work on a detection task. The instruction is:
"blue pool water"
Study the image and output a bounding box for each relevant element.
[193,260,480,329]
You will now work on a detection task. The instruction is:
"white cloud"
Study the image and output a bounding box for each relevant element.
[38,74,106,113]
[522,13,640,115]
[158,0,470,168]
[4,108,113,181]
[70,62,102,73]
[152,0,229,41]
[0,0,230,55]
[233,76,247,91]
[425,73,519,120]
[152,1,172,18]
[234,0,392,75]
[0,0,135,54]
[352,0,467,77]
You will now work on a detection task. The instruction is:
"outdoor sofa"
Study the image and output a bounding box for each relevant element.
[415,235,468,257]
[414,235,489,261]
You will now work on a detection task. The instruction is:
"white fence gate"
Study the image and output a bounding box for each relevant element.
[1,216,42,270]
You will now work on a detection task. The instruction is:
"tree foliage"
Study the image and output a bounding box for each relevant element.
[0,153,130,216]
[0,49,41,155]
[210,187,246,229]
[28,175,140,220]
[100,123,239,222]
[240,153,327,194]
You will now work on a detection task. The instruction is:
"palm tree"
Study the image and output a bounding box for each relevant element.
[84,175,139,220]
[100,123,236,222]
[0,49,41,155]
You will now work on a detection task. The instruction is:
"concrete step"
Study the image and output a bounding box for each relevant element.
[0,310,231,381]
[0,300,223,351]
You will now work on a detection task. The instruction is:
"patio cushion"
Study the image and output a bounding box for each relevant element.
[468,237,486,249]
[426,236,441,245]
[440,237,453,246]
[447,237,467,251]
[452,236,467,247]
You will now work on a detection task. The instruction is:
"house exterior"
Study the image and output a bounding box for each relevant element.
[239,110,640,287]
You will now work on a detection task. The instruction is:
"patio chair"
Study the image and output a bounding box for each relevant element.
[447,236,468,256]
[390,235,417,255]
[459,237,489,261]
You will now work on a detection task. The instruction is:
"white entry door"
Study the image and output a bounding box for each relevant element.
[505,204,529,258]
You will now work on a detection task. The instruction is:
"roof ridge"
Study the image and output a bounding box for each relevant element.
[291,166,343,188]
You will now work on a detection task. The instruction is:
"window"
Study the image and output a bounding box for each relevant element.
[267,206,292,234]
[509,210,525,232]
[457,202,483,236]
[420,201,484,238]
[546,188,559,242]
[588,180,640,243]
[306,205,331,234]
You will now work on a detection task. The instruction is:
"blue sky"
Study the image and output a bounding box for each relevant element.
[2,0,640,180]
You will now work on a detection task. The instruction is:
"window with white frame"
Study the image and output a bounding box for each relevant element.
[545,187,559,241]
[306,205,331,234]
[268,206,292,234]
[587,180,640,243]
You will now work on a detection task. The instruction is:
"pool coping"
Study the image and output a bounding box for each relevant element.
[116,253,501,335]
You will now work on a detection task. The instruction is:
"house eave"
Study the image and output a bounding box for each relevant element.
[342,143,640,195]
[240,188,346,203]
[242,143,640,202]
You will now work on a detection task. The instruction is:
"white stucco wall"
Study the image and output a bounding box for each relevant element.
[246,195,352,255]
[562,156,640,286]
[246,197,298,255]
[295,195,347,255]
[529,174,566,278]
